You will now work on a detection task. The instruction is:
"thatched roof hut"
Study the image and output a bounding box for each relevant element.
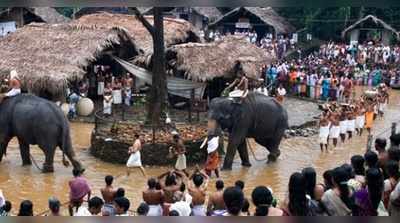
[209,7,295,36]
[163,35,275,82]
[73,12,201,55]
[73,7,130,19]
[341,15,399,45]
[0,22,138,100]
[191,7,223,23]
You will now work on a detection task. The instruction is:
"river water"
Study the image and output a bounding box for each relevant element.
[1,87,400,215]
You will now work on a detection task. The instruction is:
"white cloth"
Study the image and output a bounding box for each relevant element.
[379,103,387,112]
[330,125,341,138]
[103,96,112,115]
[277,87,287,96]
[356,115,365,129]
[170,201,192,216]
[112,89,122,104]
[126,151,142,167]
[124,88,131,106]
[74,206,92,216]
[229,89,244,98]
[319,124,330,144]
[175,154,187,170]
[340,120,348,134]
[5,88,21,97]
[347,119,356,132]
[207,137,219,154]
[192,205,206,216]
[0,190,5,207]
[97,82,104,95]
[147,204,163,216]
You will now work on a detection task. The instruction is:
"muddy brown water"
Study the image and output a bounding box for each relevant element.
[1,87,400,215]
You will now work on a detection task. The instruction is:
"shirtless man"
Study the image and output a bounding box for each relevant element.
[100,175,117,216]
[188,170,209,216]
[207,180,226,216]
[355,101,366,136]
[143,178,164,216]
[329,108,341,148]
[378,91,389,118]
[158,171,185,204]
[319,111,331,152]
[339,106,348,143]
[170,132,188,176]
[126,134,146,177]
[347,106,356,140]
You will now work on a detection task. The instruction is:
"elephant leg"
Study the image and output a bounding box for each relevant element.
[42,145,55,173]
[263,138,282,163]
[19,140,32,166]
[237,140,251,167]
[0,136,11,162]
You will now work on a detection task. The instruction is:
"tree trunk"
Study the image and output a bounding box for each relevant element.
[148,7,167,126]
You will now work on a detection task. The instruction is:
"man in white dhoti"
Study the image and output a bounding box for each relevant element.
[319,111,331,152]
[0,70,21,103]
[170,131,188,176]
[339,109,348,143]
[329,109,341,148]
[126,134,146,177]
[347,108,356,140]
[112,79,122,105]
[142,178,163,216]
[103,83,113,116]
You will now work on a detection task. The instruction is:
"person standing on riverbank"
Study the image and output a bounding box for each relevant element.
[126,134,146,177]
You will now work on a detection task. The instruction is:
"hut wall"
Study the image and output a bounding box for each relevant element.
[189,12,205,30]
[382,30,391,46]
[349,29,359,44]
[0,8,24,27]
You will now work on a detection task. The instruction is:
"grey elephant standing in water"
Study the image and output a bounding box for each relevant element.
[0,94,83,173]
[208,92,288,170]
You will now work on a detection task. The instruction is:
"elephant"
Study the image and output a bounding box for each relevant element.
[0,94,83,173]
[208,92,288,170]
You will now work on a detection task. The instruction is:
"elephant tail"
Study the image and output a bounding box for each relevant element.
[60,123,71,167]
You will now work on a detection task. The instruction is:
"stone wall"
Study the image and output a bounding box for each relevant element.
[90,131,207,165]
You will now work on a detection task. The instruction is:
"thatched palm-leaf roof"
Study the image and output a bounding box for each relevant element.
[73,12,200,55]
[0,23,137,99]
[33,7,71,24]
[192,7,223,22]
[341,15,399,39]
[164,35,275,82]
[73,7,130,19]
[210,7,295,34]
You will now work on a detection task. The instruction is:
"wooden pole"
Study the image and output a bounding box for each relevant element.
[366,134,373,151]
[391,122,397,137]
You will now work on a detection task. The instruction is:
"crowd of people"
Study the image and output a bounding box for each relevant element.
[200,29,295,60]
[67,65,136,118]
[318,83,389,151]
[264,41,400,102]
[1,131,400,217]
